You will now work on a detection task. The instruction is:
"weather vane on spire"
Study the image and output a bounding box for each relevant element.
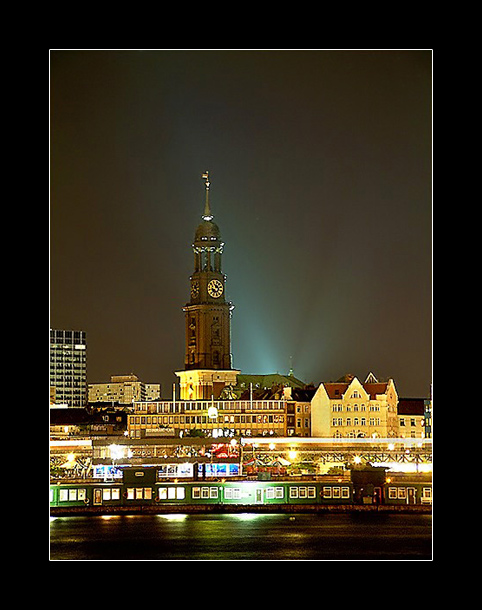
[201,171,213,220]
[202,171,210,190]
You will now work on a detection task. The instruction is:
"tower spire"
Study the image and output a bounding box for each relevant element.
[201,171,213,220]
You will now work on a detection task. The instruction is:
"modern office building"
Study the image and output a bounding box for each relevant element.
[50,329,87,407]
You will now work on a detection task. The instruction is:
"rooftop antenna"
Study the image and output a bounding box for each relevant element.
[201,171,213,221]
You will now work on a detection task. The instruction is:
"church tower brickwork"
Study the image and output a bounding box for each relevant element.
[175,173,239,399]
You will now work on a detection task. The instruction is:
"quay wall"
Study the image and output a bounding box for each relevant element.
[50,503,431,517]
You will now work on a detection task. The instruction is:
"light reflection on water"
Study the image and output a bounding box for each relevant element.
[50,513,432,561]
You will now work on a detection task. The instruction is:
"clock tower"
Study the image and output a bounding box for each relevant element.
[175,173,239,400]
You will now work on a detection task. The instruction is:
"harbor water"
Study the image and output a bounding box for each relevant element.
[50,512,432,560]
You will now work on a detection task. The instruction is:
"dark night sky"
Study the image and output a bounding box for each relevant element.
[50,50,432,398]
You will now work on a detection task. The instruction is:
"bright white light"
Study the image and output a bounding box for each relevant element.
[157,514,187,522]
[109,444,124,460]
[233,513,261,521]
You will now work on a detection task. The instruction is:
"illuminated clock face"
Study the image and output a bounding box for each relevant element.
[207,279,223,298]
[191,281,199,298]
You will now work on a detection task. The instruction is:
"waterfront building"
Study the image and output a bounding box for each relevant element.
[50,407,127,439]
[127,398,287,439]
[397,398,426,438]
[88,374,161,405]
[50,329,87,407]
[175,173,239,399]
[311,373,399,438]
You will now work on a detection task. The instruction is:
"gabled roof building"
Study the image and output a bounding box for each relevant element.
[311,373,399,438]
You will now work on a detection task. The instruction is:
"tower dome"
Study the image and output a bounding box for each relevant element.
[194,218,221,243]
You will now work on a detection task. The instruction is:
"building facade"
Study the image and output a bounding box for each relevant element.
[397,398,426,438]
[311,374,399,438]
[176,173,239,399]
[50,329,87,407]
[127,399,287,439]
[88,374,161,405]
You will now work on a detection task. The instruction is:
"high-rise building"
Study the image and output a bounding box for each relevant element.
[88,374,161,405]
[50,329,87,407]
[175,173,239,399]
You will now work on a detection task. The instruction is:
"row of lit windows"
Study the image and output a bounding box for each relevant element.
[53,485,356,505]
[332,404,380,412]
[332,417,381,426]
[130,414,285,426]
[399,418,422,426]
[135,401,285,414]
[388,487,431,500]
